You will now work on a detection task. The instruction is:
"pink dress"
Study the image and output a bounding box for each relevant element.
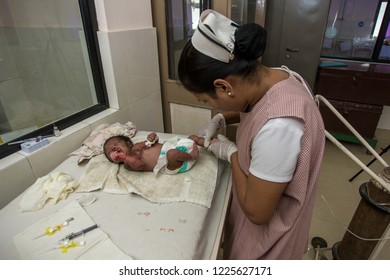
[224,69,325,259]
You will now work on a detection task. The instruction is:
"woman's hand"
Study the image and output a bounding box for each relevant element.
[197,113,226,148]
[207,134,237,163]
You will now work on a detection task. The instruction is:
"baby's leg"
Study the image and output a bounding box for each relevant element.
[166,149,187,171]
[166,143,199,171]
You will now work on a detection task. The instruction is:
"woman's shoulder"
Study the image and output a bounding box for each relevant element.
[268,68,290,84]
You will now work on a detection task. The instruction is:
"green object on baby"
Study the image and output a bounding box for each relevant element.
[176,145,187,152]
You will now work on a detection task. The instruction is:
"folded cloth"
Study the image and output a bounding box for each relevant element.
[70,121,137,163]
[77,138,219,208]
[13,201,132,260]
[19,172,79,212]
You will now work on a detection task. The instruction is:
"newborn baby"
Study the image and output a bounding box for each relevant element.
[103,132,199,175]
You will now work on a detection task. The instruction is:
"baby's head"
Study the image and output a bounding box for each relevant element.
[103,135,133,163]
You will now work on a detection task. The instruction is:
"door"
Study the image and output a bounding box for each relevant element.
[152,0,212,134]
[262,0,331,88]
[152,0,266,134]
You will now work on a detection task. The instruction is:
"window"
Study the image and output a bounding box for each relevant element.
[321,0,390,62]
[0,0,108,158]
[165,0,211,80]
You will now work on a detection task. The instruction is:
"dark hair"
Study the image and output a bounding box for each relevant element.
[103,135,132,162]
[234,23,267,60]
[178,23,267,94]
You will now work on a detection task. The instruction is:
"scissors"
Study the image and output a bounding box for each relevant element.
[32,218,74,240]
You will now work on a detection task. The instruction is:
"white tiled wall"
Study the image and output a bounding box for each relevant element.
[98,27,164,133]
[0,153,35,208]
[170,103,212,135]
[97,28,163,130]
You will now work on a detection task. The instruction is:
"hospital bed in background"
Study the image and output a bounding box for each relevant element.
[0,131,232,260]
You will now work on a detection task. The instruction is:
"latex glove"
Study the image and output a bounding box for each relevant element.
[207,134,237,163]
[197,113,226,148]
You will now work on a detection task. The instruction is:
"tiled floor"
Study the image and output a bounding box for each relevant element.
[217,128,390,260]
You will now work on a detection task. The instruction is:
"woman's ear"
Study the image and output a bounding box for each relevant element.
[214,79,232,94]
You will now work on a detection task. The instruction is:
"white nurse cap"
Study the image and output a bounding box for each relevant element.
[191,9,239,63]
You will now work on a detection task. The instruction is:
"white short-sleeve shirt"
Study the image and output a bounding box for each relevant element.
[249,117,304,183]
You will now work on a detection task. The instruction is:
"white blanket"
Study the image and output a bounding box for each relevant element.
[77,146,218,208]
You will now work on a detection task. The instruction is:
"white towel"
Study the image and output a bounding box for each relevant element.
[77,146,218,208]
[13,201,132,260]
[19,172,79,212]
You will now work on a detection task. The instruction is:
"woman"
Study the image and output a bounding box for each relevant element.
[178,10,325,259]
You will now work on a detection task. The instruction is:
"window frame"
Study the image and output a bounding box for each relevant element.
[372,0,390,61]
[0,0,109,159]
[321,0,390,63]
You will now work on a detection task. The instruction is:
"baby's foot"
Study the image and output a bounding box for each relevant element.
[190,142,199,160]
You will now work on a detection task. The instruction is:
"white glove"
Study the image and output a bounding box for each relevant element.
[207,134,237,163]
[197,113,226,148]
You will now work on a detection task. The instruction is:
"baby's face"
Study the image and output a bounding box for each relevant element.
[104,138,133,163]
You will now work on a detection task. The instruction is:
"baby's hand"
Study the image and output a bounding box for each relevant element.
[109,150,126,162]
[147,132,158,142]
[145,132,159,147]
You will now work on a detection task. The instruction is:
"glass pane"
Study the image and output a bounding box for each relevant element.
[166,0,210,79]
[171,0,185,42]
[231,0,263,25]
[379,20,390,60]
[320,0,382,60]
[0,0,98,145]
